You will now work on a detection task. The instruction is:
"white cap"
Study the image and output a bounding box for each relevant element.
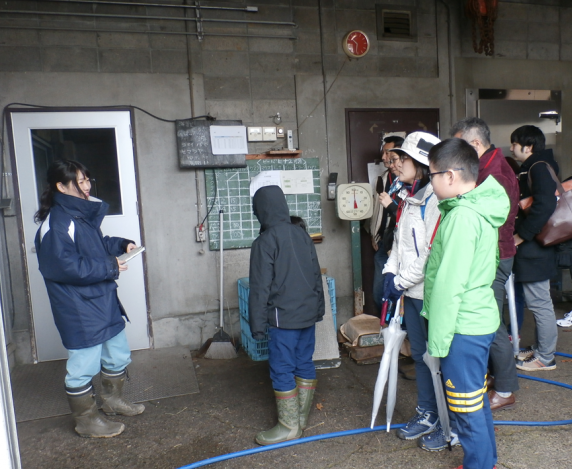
[393,131,441,166]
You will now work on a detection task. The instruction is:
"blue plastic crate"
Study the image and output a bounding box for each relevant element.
[239,314,269,361]
[237,276,336,361]
[327,276,336,330]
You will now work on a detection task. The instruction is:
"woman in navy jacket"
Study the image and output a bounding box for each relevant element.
[35,160,144,438]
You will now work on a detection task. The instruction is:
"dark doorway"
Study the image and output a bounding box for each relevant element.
[345,108,440,316]
[31,128,122,215]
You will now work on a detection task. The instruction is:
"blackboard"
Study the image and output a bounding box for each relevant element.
[176,119,247,169]
[205,158,322,250]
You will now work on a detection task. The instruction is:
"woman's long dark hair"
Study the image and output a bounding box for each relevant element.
[409,157,430,194]
[34,160,90,223]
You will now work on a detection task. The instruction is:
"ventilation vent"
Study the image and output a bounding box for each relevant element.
[376,5,416,41]
[382,10,411,38]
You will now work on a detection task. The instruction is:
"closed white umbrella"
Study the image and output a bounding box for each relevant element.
[505,273,520,356]
[370,298,407,429]
[384,320,406,431]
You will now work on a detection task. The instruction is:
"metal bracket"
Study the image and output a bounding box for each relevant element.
[195,1,204,42]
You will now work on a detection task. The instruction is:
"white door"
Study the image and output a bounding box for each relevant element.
[10,110,149,361]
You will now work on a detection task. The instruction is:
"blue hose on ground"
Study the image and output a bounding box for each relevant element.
[176,424,405,469]
[177,362,572,469]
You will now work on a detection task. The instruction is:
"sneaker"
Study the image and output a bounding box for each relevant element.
[516,356,556,371]
[418,424,460,452]
[557,314,572,328]
[517,346,535,361]
[395,406,438,440]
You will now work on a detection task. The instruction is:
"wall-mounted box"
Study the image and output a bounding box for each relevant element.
[276,126,285,138]
[262,127,277,141]
[247,127,263,141]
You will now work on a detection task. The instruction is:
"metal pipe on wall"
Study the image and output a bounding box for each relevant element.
[43,0,258,13]
[0,25,296,39]
[2,9,296,27]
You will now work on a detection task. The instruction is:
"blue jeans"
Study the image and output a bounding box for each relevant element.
[268,325,316,392]
[403,296,437,413]
[441,333,497,469]
[373,245,389,313]
[65,330,132,389]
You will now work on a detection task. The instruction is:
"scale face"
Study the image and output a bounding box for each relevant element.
[336,183,373,221]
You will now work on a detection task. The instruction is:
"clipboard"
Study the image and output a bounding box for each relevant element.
[117,246,145,263]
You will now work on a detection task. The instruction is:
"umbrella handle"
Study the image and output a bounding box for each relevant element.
[380,302,388,326]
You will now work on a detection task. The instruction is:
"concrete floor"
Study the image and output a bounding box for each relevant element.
[16,300,572,469]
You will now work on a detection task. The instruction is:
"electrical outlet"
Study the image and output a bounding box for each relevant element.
[196,225,206,242]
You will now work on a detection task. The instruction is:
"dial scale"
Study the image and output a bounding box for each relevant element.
[336,183,373,221]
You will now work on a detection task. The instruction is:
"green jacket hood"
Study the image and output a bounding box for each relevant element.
[437,175,509,230]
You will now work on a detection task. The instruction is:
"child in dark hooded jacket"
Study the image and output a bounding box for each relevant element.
[249,185,324,446]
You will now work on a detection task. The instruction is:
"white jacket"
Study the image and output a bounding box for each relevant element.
[382,182,440,300]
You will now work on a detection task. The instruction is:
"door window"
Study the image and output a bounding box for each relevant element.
[31,128,122,215]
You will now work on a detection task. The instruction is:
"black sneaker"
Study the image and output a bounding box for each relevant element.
[395,406,438,440]
[418,424,461,452]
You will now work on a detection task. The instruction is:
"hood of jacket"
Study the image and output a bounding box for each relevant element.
[53,192,109,229]
[405,180,434,207]
[437,175,509,230]
[252,185,291,232]
[519,148,559,175]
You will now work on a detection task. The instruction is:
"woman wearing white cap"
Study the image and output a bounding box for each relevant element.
[381,131,456,451]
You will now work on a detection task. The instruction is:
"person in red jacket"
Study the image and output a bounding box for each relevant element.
[451,118,520,412]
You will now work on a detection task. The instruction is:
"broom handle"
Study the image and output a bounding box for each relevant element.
[219,209,224,329]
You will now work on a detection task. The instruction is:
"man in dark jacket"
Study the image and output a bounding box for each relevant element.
[249,185,324,446]
[511,125,559,371]
[451,117,520,411]
[369,135,404,312]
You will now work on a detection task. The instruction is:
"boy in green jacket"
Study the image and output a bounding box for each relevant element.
[421,138,509,469]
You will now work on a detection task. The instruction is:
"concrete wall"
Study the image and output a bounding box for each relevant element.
[456,0,572,177]
[0,0,571,363]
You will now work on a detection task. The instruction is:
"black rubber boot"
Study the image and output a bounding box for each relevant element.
[100,368,145,417]
[66,385,125,438]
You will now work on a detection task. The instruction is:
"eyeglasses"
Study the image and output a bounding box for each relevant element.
[389,157,401,165]
[428,168,464,180]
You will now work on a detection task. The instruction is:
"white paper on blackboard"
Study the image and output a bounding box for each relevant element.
[281,170,314,194]
[210,126,248,155]
[249,171,281,196]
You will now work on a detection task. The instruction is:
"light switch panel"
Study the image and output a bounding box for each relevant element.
[262,127,277,141]
[247,126,263,141]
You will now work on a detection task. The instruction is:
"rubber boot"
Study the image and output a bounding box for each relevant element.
[67,386,125,438]
[100,368,145,416]
[296,376,317,430]
[255,388,302,446]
